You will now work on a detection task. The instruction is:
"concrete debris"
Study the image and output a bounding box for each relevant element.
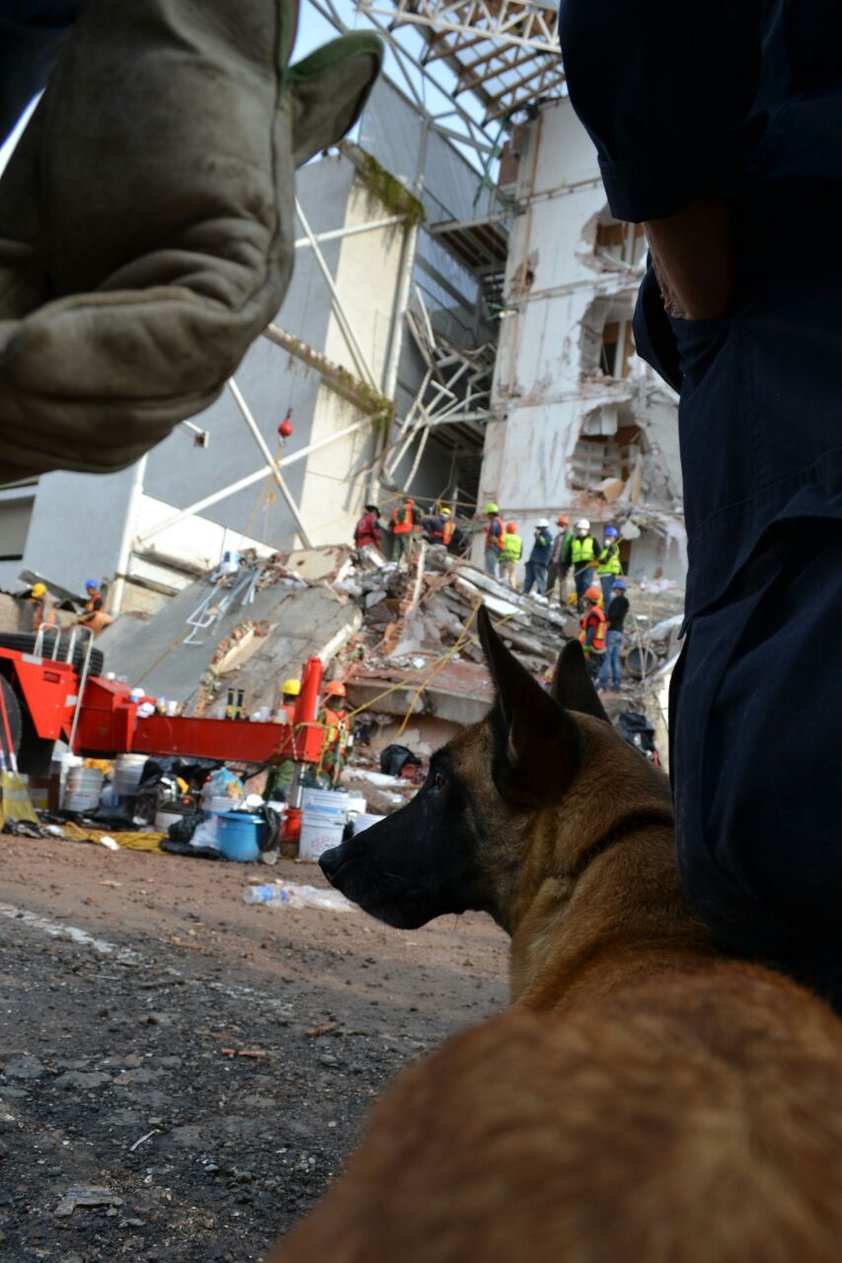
[26,537,687,802]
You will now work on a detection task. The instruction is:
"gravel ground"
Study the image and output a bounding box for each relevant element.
[0,834,508,1262]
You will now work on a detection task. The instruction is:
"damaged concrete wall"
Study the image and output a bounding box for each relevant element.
[477,98,685,582]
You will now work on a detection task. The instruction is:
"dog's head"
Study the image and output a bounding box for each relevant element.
[320,606,671,933]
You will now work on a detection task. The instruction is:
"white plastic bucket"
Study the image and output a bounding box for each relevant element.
[299,812,346,861]
[300,788,351,818]
[65,766,104,812]
[351,812,386,835]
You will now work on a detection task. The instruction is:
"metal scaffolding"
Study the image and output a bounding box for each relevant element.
[355,0,563,122]
[380,285,494,492]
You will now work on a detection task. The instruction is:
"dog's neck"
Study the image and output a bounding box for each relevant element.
[507,812,724,1011]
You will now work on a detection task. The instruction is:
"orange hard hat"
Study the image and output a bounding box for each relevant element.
[506,521,517,533]
[556,514,569,526]
[324,680,347,698]
[584,586,602,603]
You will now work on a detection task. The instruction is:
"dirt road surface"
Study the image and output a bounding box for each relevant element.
[0,833,508,1262]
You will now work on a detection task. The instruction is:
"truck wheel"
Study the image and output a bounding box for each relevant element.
[0,632,105,678]
[0,674,23,756]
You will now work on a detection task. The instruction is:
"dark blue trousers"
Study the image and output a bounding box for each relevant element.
[671,522,842,1008]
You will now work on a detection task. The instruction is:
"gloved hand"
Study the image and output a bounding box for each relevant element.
[0,0,382,484]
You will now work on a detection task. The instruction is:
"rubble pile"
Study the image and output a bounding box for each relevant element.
[91,539,687,778]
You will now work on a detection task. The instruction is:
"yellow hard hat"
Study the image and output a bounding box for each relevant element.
[30,582,46,598]
[282,678,301,696]
[441,507,452,516]
[485,501,499,514]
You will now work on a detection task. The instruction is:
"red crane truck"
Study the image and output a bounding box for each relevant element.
[0,628,326,841]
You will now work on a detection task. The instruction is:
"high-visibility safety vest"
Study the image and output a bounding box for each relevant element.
[485,515,504,551]
[391,504,415,535]
[597,542,622,576]
[500,533,523,562]
[570,536,596,566]
[319,707,351,753]
[441,518,455,547]
[579,607,607,654]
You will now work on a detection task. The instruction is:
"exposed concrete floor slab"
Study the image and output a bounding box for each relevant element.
[97,578,361,715]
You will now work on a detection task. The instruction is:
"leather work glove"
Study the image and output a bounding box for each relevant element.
[0,0,382,485]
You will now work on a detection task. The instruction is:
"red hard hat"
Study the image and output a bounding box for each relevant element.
[584,586,602,602]
[556,514,569,526]
[506,521,517,533]
[324,680,347,698]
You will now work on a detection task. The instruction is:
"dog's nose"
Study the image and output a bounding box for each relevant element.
[319,845,342,882]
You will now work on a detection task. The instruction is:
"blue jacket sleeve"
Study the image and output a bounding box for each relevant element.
[557,0,769,221]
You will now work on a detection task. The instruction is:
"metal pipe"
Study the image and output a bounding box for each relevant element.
[295,216,403,249]
[226,378,312,549]
[294,198,379,390]
[108,454,148,615]
[133,417,369,550]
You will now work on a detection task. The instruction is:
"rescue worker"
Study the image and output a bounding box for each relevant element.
[578,585,607,682]
[22,581,58,632]
[319,680,353,787]
[421,505,455,549]
[390,497,417,569]
[559,0,842,1007]
[523,519,553,596]
[353,504,382,553]
[570,519,598,610]
[596,525,623,607]
[439,507,455,549]
[483,501,504,578]
[597,578,629,693]
[277,677,301,724]
[545,514,572,604]
[76,579,113,636]
[498,521,523,589]
[264,677,301,801]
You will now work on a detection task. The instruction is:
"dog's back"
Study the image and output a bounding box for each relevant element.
[270,612,842,1260]
[275,972,842,1261]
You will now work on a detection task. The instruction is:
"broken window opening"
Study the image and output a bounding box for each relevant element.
[599,320,636,380]
[594,216,646,270]
[580,295,637,381]
[569,419,643,492]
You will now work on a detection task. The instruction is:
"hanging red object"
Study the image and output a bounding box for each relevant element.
[278,408,293,439]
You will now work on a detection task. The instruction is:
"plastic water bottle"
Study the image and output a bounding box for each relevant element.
[242,882,351,911]
[243,884,294,907]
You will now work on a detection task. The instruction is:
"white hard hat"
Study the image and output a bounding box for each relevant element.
[535,518,550,528]
[575,518,590,531]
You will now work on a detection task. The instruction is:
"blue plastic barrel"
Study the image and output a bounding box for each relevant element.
[216,813,264,862]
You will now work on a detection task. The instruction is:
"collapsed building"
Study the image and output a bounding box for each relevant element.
[0,0,686,752]
[478,98,684,580]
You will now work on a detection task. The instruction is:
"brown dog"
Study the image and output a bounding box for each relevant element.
[270,606,842,1262]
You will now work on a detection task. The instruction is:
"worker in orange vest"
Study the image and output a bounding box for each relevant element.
[390,497,418,569]
[421,505,456,549]
[319,680,353,786]
[578,585,607,680]
[439,506,456,548]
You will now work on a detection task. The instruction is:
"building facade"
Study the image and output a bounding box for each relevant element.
[477,98,685,581]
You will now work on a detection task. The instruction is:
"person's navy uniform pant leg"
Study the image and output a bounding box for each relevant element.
[559,0,842,1006]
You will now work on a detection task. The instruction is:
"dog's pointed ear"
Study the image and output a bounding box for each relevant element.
[551,640,611,724]
[477,605,580,807]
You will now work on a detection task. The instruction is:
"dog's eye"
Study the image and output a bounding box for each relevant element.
[432,770,446,791]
